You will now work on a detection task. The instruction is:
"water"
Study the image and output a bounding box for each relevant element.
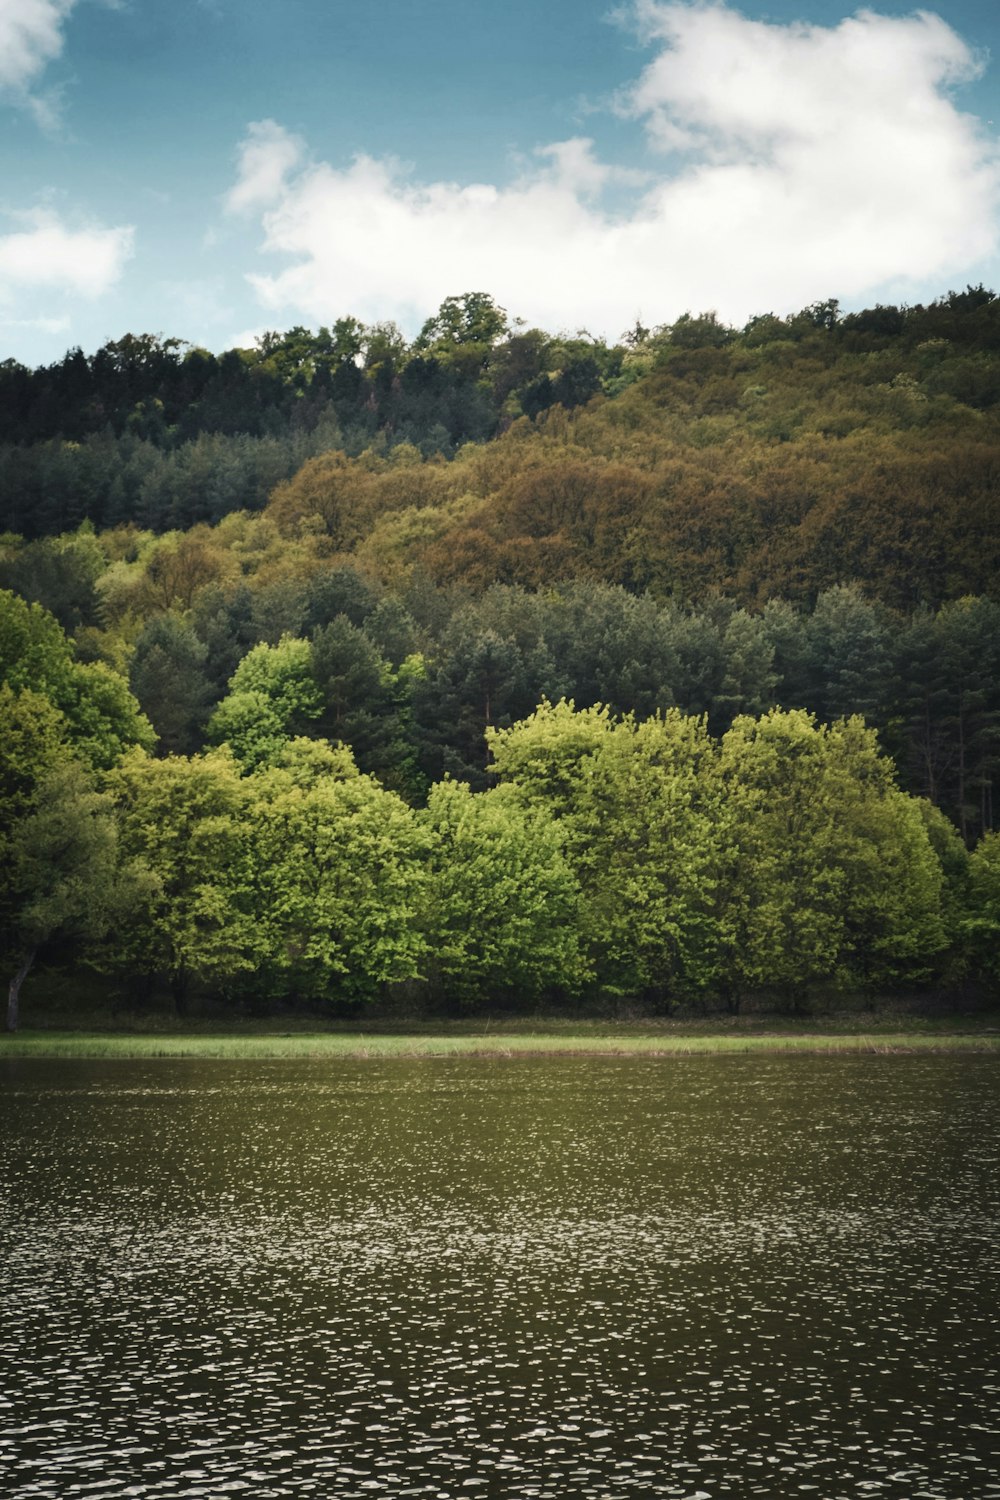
[0,1053,997,1498]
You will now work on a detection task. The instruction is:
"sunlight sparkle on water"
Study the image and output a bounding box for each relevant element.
[0,1055,997,1497]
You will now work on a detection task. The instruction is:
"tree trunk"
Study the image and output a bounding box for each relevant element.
[170,967,190,1018]
[7,949,37,1033]
[957,697,968,846]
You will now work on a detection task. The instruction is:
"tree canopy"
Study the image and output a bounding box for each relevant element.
[2,287,999,1020]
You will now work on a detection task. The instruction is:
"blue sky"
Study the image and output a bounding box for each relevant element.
[2,0,999,366]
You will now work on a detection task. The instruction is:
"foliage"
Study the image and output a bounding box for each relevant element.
[3,759,147,1028]
[4,288,998,613]
[105,749,266,1008]
[2,288,1000,1010]
[0,588,153,767]
[129,613,213,755]
[249,756,430,1003]
[420,778,583,1003]
[207,635,323,768]
[489,702,722,1002]
[716,710,947,1004]
[964,832,1000,989]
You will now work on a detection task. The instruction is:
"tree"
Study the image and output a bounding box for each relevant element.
[56,661,157,770]
[107,749,265,1012]
[715,710,947,1008]
[666,311,736,349]
[191,583,259,697]
[0,684,70,843]
[711,608,778,731]
[808,584,890,725]
[4,761,146,1030]
[887,598,1000,844]
[363,596,418,667]
[912,798,970,982]
[137,532,232,612]
[964,832,1000,990]
[303,565,379,633]
[310,616,396,770]
[414,626,536,788]
[208,635,322,765]
[227,635,323,725]
[0,586,77,690]
[759,598,813,708]
[205,689,291,773]
[130,613,213,755]
[0,588,153,768]
[417,292,509,352]
[837,785,947,992]
[536,583,675,719]
[0,529,105,631]
[658,604,728,720]
[250,755,429,1004]
[420,779,583,1004]
[489,701,722,1003]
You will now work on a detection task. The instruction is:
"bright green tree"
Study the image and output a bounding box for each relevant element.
[207,634,322,769]
[226,633,322,723]
[206,689,290,772]
[964,831,1000,989]
[837,783,947,992]
[250,754,429,1004]
[0,588,153,768]
[716,710,947,1008]
[107,748,265,1012]
[488,701,722,1003]
[420,778,584,1004]
[1,686,75,1026]
[0,684,70,837]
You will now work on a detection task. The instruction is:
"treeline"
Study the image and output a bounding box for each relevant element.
[2,586,999,1027]
[4,288,999,457]
[0,547,997,842]
[2,287,999,1018]
[2,287,1000,590]
[0,294,620,534]
[2,602,998,1026]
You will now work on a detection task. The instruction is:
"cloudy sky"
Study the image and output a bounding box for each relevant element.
[2,0,999,365]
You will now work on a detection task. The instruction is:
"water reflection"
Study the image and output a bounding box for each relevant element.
[1,1055,998,1497]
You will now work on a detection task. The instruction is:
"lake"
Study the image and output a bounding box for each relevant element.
[1,1053,997,1498]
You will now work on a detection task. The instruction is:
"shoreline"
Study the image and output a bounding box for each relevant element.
[3,1029,999,1060]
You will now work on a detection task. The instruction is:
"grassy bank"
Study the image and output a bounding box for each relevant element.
[3,1027,999,1060]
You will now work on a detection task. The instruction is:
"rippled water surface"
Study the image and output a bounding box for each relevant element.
[1,1053,998,1498]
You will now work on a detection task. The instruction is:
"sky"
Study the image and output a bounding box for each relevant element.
[1,0,999,366]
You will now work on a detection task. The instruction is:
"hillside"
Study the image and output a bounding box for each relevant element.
[0,287,998,609]
[2,290,1000,1016]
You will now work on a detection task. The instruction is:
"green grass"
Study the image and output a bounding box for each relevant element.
[2,1030,998,1060]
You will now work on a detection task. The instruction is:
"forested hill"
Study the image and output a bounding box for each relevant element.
[1,286,999,829]
[1,286,999,609]
[2,288,1000,1015]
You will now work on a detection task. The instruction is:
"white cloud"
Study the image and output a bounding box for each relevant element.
[227,325,272,350]
[226,119,306,215]
[0,313,71,334]
[228,4,1000,335]
[0,0,123,127]
[0,0,75,100]
[0,208,134,300]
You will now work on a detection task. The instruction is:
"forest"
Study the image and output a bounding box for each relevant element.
[2,287,999,1025]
